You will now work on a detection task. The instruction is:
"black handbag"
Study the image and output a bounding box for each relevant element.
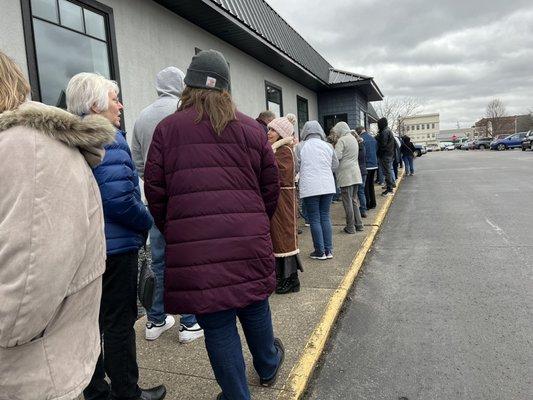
[138,245,155,311]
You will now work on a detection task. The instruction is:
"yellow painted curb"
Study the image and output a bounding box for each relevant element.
[277,171,405,400]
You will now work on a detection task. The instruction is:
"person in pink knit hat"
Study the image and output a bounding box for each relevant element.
[267,114,303,294]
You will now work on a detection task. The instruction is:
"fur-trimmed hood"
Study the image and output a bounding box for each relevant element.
[0,102,115,167]
[271,136,294,153]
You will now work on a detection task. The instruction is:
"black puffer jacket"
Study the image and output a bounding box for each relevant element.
[375,127,395,158]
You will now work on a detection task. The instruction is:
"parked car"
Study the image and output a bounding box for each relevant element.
[473,137,492,150]
[454,137,469,149]
[461,140,475,150]
[427,144,440,152]
[490,131,528,150]
[521,131,533,151]
[439,141,455,151]
[413,143,426,157]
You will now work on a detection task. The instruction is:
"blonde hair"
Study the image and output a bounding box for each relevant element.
[66,72,119,116]
[178,86,236,135]
[0,52,31,113]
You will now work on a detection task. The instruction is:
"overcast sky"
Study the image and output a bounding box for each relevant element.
[267,0,533,129]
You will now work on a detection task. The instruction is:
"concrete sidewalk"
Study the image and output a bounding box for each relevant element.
[132,182,394,400]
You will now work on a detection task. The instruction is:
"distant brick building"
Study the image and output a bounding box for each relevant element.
[473,114,533,137]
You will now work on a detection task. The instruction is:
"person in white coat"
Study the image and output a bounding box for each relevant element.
[331,122,364,234]
[295,121,339,260]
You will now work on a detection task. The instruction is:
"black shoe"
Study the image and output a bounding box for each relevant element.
[356,226,364,232]
[342,227,355,234]
[276,274,300,294]
[260,338,285,387]
[381,189,393,197]
[139,385,166,400]
[360,211,367,218]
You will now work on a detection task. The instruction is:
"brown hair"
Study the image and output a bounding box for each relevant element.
[178,86,236,135]
[0,52,31,113]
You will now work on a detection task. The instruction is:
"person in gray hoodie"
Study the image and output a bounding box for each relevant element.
[295,121,339,260]
[331,122,363,234]
[132,67,204,343]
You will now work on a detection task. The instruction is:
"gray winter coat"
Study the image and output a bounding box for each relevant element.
[132,67,185,178]
[332,122,362,187]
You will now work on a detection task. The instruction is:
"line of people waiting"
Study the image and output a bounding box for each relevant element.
[0,48,415,400]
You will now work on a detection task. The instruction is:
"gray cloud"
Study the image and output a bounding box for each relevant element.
[267,0,533,128]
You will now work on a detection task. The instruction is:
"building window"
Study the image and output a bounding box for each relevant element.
[323,114,348,136]
[265,81,283,117]
[296,96,308,139]
[417,125,420,130]
[22,0,120,108]
[359,109,366,127]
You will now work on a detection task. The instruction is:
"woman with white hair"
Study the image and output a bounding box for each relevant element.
[0,53,114,400]
[66,73,165,400]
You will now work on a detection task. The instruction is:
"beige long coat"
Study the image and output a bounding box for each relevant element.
[0,102,115,400]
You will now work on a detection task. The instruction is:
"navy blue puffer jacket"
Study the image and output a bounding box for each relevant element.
[93,130,153,255]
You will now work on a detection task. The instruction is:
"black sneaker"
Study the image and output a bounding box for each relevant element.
[361,211,367,218]
[325,250,333,259]
[309,251,327,260]
[381,189,393,196]
[260,338,285,387]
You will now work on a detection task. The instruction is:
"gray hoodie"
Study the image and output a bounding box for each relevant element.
[132,67,185,177]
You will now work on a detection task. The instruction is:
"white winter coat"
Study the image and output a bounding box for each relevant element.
[295,121,339,198]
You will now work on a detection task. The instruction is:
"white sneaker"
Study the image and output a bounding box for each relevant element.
[145,315,175,341]
[179,323,204,343]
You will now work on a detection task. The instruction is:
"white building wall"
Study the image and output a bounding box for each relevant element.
[1,0,318,135]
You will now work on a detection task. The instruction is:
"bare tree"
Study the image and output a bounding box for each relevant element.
[485,99,507,136]
[375,96,422,133]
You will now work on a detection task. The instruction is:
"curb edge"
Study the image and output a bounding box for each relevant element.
[277,171,406,400]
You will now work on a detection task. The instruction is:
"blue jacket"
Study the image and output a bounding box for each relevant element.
[92,130,153,255]
[361,131,378,169]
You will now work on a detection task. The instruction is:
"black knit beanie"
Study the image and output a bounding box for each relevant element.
[378,117,388,131]
[184,49,230,92]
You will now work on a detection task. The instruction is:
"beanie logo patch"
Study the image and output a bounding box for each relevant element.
[206,76,217,88]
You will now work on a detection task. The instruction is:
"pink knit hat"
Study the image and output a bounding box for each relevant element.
[268,113,297,139]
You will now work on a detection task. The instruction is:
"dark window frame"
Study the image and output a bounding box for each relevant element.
[20,0,121,106]
[296,95,308,137]
[323,113,348,136]
[265,81,283,117]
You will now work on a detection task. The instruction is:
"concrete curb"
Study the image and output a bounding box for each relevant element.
[277,171,406,400]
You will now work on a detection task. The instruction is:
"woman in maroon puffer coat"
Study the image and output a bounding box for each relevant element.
[144,50,284,400]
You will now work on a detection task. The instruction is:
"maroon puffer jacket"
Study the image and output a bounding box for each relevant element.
[144,107,280,315]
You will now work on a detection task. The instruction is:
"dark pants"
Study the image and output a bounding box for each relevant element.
[379,156,395,191]
[365,169,377,209]
[196,299,280,400]
[84,251,141,400]
[358,174,368,213]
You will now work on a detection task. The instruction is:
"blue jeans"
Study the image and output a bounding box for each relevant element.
[358,174,368,213]
[402,155,414,174]
[303,194,334,254]
[147,223,196,327]
[196,299,280,400]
